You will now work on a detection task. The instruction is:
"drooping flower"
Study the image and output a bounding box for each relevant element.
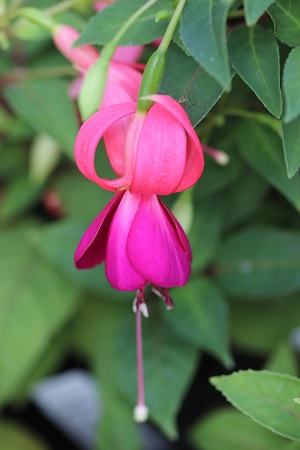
[74,94,204,195]
[52,25,142,105]
[74,190,192,291]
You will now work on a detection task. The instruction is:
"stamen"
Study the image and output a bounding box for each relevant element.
[133,287,149,317]
[134,307,149,422]
[151,285,174,310]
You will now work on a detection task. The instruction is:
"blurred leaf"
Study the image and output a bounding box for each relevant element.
[29,134,61,185]
[4,79,78,159]
[282,116,300,179]
[193,147,242,201]
[265,342,298,376]
[283,48,300,124]
[0,175,42,223]
[52,169,113,223]
[159,43,224,126]
[222,166,269,228]
[230,295,300,354]
[37,220,130,299]
[268,0,300,47]
[189,194,223,270]
[216,227,300,298]
[0,226,80,405]
[75,0,173,46]
[115,305,199,438]
[228,25,281,118]
[164,279,233,367]
[190,408,289,450]
[211,370,300,440]
[237,120,300,210]
[0,421,49,450]
[244,0,275,25]
[180,0,231,90]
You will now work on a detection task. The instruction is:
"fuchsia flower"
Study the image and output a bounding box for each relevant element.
[75,190,192,291]
[52,25,142,105]
[75,94,204,195]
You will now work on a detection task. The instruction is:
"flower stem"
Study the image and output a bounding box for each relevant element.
[134,308,149,423]
[137,0,187,113]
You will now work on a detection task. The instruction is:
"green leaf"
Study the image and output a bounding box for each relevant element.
[265,342,298,376]
[4,79,78,159]
[36,220,130,300]
[164,279,233,367]
[283,48,300,123]
[222,166,269,229]
[190,408,289,450]
[244,0,275,25]
[211,370,300,441]
[189,195,223,270]
[75,0,173,46]
[159,43,224,126]
[180,0,232,90]
[228,25,282,118]
[0,420,49,450]
[268,0,300,47]
[237,120,300,210]
[230,295,300,354]
[282,116,300,178]
[116,307,199,438]
[216,227,300,299]
[0,226,80,405]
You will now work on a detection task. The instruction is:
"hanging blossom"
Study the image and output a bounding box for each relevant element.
[52,25,143,105]
[74,94,204,194]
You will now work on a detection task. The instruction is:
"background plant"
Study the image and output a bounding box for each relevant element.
[1,0,300,449]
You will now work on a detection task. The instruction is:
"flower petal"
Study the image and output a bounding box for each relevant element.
[74,102,136,190]
[74,192,124,269]
[129,104,187,195]
[105,191,146,290]
[53,25,99,71]
[127,195,191,287]
[144,94,204,192]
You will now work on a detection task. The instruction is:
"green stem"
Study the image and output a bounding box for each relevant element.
[111,0,158,46]
[1,66,76,84]
[137,0,187,113]
[46,0,93,16]
[227,9,245,19]
[79,0,159,120]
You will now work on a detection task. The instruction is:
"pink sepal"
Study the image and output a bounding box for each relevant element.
[74,191,124,269]
[74,102,136,190]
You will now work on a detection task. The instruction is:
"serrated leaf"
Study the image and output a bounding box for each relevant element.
[216,227,300,298]
[164,279,233,367]
[268,0,300,47]
[180,0,231,90]
[190,408,289,450]
[237,120,300,210]
[228,25,282,118]
[159,43,224,126]
[75,0,173,46]
[282,116,300,179]
[211,370,300,441]
[283,48,300,123]
[4,79,78,159]
[244,0,275,25]
[0,226,80,405]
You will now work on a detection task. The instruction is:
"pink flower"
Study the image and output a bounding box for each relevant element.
[75,94,204,195]
[52,25,142,105]
[74,190,192,291]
